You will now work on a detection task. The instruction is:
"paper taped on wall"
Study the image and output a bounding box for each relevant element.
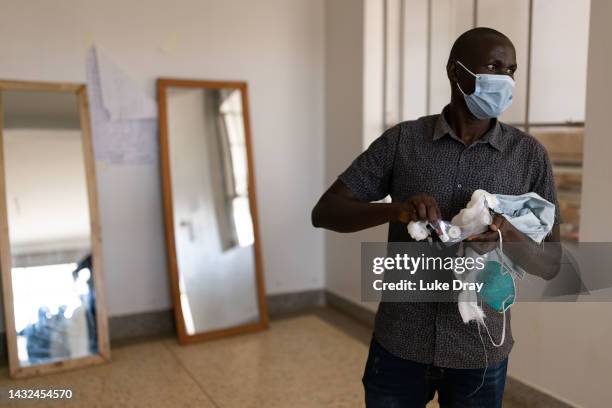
[85,47,158,165]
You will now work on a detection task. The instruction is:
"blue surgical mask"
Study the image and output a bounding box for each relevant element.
[455,60,515,119]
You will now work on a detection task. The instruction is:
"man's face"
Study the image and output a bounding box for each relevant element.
[450,36,517,95]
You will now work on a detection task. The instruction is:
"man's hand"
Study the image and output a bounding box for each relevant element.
[465,213,562,280]
[398,193,442,224]
[465,213,520,254]
[466,212,536,253]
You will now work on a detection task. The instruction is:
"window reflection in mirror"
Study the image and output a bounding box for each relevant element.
[161,80,267,341]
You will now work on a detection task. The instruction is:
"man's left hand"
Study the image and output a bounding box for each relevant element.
[465,213,516,254]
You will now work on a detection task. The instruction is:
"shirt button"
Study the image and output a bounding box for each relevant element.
[457,183,462,188]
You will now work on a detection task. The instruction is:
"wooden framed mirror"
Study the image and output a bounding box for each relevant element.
[157,79,268,344]
[0,80,110,378]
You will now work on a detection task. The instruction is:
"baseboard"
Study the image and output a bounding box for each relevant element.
[109,309,176,346]
[504,376,578,408]
[324,290,376,327]
[266,289,326,318]
[0,289,326,366]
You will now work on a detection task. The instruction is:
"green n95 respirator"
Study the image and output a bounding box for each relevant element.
[478,259,515,313]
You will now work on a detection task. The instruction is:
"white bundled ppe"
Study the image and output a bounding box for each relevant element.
[406,190,498,243]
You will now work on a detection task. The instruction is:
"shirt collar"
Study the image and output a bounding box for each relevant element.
[432,105,505,151]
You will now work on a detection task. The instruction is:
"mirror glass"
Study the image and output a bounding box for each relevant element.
[165,86,262,336]
[2,89,98,367]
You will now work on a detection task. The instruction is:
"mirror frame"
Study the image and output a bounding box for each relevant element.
[157,78,269,345]
[0,80,110,378]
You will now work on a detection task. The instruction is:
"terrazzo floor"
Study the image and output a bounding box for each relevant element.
[0,308,525,407]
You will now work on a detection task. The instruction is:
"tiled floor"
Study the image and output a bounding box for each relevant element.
[0,309,524,407]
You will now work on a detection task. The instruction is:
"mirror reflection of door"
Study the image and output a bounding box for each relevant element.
[0,82,109,378]
[159,80,268,342]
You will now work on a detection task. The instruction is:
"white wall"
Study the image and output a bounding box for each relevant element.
[507,1,612,407]
[581,1,612,242]
[401,0,428,121]
[324,0,384,312]
[364,0,385,148]
[324,0,365,308]
[529,0,590,123]
[428,0,474,115]
[0,0,325,325]
[477,0,530,124]
[4,129,90,254]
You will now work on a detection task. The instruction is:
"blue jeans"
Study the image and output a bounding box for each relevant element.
[362,337,508,408]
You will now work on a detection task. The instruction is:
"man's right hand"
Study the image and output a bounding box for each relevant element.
[397,193,442,224]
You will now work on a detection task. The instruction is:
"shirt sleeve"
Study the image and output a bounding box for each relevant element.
[337,125,400,202]
[530,142,563,225]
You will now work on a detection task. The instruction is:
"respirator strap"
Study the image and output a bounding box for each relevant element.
[480,229,508,348]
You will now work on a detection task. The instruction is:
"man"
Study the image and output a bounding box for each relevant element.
[312,27,561,407]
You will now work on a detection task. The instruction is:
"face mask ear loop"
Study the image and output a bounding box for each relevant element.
[477,229,507,348]
[480,301,506,347]
[498,227,503,276]
[456,82,469,96]
[455,60,478,97]
[456,60,479,78]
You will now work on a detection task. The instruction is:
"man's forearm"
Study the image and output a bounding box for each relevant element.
[502,227,562,280]
[312,193,401,233]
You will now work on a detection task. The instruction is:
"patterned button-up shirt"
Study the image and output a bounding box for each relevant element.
[338,106,560,368]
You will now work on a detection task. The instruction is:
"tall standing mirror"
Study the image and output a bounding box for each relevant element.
[158,79,268,344]
[0,81,109,378]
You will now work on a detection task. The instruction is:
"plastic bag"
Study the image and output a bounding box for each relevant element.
[434,219,489,244]
[407,219,490,243]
